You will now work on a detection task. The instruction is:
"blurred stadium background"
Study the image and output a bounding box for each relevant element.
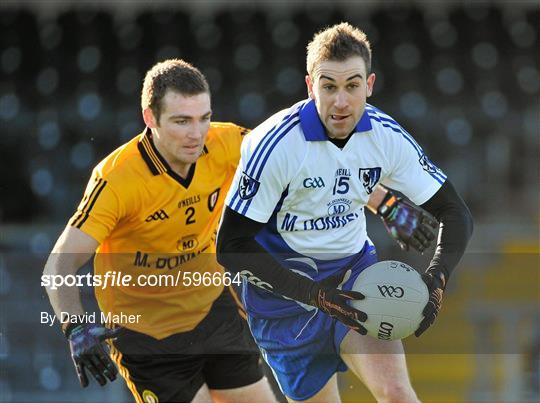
[1,0,538,402]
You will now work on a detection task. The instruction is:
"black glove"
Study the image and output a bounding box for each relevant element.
[307,270,368,335]
[377,191,438,253]
[415,269,446,337]
[65,323,120,387]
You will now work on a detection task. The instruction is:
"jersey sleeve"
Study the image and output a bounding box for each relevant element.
[225,128,294,223]
[380,126,447,205]
[68,169,124,243]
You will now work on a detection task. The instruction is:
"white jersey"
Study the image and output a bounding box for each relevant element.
[225,98,445,261]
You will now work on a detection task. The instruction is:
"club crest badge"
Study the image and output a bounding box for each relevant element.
[238,172,260,200]
[207,188,220,212]
[419,154,441,174]
[359,167,381,194]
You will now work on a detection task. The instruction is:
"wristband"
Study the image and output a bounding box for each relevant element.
[427,267,448,290]
[63,321,84,339]
[377,192,398,217]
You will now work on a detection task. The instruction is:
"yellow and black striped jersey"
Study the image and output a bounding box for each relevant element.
[69,122,247,339]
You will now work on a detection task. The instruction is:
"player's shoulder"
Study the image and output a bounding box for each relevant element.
[204,121,249,161]
[246,100,306,151]
[365,104,404,134]
[93,132,147,182]
[208,121,250,138]
[364,103,415,144]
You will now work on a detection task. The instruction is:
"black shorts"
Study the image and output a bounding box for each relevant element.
[110,288,263,402]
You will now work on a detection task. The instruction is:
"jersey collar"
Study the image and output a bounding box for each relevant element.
[138,128,206,188]
[137,127,169,175]
[299,99,372,141]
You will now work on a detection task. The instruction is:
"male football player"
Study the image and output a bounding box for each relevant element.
[43,59,276,403]
[217,23,473,402]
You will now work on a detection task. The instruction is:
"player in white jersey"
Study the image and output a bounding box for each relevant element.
[217,23,473,402]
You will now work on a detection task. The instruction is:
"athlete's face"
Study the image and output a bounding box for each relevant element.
[306,56,375,139]
[143,90,211,175]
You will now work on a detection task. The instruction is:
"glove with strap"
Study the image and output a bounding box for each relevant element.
[415,267,447,337]
[377,190,438,253]
[307,270,368,335]
[64,322,120,387]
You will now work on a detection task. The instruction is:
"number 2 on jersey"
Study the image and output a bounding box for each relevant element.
[185,207,196,225]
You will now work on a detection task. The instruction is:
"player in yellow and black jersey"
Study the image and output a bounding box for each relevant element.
[69,122,243,339]
[43,59,275,403]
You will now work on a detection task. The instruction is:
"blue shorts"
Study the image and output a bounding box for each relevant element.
[247,245,378,400]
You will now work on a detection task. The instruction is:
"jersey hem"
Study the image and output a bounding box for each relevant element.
[233,206,271,224]
[411,180,444,205]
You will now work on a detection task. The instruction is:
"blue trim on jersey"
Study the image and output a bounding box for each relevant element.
[229,119,298,212]
[267,185,290,234]
[254,184,298,261]
[366,105,447,184]
[299,99,372,141]
[253,119,299,181]
[247,111,301,178]
[239,118,301,216]
[229,106,302,213]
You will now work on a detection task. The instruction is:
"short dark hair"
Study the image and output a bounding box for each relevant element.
[306,22,372,76]
[141,59,210,123]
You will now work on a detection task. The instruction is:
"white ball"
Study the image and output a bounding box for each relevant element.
[350,260,429,341]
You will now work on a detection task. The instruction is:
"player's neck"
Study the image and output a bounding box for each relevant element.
[169,162,192,179]
[151,135,193,178]
[327,132,354,149]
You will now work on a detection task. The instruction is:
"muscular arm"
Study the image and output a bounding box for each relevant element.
[366,185,388,214]
[44,226,120,387]
[43,226,99,321]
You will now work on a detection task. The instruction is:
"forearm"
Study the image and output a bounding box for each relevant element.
[43,253,87,317]
[43,227,97,320]
[217,207,314,303]
[366,185,388,214]
[421,180,474,279]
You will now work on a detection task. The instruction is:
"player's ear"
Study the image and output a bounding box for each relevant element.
[143,108,158,128]
[306,75,315,100]
[366,73,376,98]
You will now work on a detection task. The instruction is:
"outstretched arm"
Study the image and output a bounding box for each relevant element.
[43,226,119,387]
[217,207,368,334]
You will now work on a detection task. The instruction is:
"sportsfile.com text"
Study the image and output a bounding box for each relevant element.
[41,270,241,290]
